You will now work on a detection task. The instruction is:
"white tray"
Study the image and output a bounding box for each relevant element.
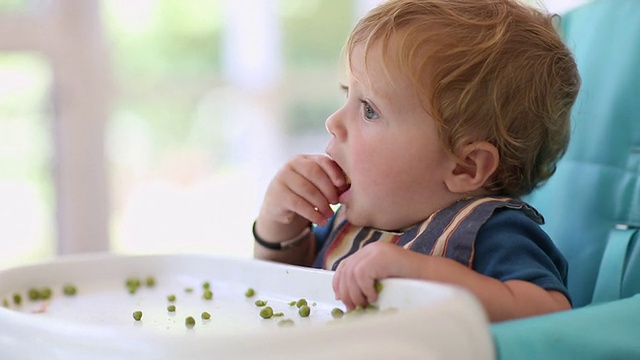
[0,253,495,360]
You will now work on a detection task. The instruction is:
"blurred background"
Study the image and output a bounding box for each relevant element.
[0,0,588,268]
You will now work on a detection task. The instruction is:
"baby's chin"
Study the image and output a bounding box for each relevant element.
[343,206,417,233]
[341,207,386,230]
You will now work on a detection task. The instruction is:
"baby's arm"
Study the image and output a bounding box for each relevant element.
[254,154,346,266]
[333,242,570,322]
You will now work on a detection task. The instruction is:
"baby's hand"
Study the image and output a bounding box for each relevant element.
[260,154,347,227]
[332,242,407,310]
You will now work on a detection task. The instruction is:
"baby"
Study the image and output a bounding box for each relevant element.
[253,0,580,322]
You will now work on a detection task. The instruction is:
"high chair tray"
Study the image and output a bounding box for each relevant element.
[0,253,495,359]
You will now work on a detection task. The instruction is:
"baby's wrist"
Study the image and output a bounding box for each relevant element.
[252,220,312,251]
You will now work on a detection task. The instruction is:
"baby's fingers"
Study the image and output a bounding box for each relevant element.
[281,174,330,224]
[286,156,339,213]
[315,156,349,198]
[356,276,379,305]
[293,155,343,205]
[333,260,370,311]
[333,277,358,311]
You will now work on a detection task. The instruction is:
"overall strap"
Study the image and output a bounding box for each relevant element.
[398,197,542,268]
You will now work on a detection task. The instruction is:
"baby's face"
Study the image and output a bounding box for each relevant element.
[325,43,457,231]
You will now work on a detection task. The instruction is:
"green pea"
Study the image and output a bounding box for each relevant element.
[40,287,52,300]
[2,298,9,307]
[273,312,284,317]
[167,294,176,302]
[202,289,213,300]
[244,288,255,298]
[374,280,383,294]
[202,281,210,289]
[126,277,141,294]
[12,293,21,305]
[185,316,196,328]
[366,304,379,311]
[145,276,156,287]
[28,288,40,301]
[298,305,311,317]
[126,277,141,288]
[345,305,368,317]
[201,311,211,320]
[296,298,307,308]
[288,300,296,306]
[254,299,267,307]
[63,284,77,296]
[331,308,345,319]
[259,306,274,319]
[167,305,176,312]
[132,310,142,321]
[184,287,194,293]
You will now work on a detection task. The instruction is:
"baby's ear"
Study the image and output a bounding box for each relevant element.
[444,141,499,194]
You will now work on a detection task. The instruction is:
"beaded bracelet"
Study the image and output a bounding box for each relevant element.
[252,221,312,250]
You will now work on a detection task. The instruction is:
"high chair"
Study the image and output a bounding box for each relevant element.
[492,0,640,357]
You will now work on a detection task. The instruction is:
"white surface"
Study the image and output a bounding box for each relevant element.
[0,253,495,360]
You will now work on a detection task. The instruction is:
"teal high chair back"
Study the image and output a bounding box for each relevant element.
[527,0,640,309]
[492,0,640,358]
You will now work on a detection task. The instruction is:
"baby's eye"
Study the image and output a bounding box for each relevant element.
[361,100,380,120]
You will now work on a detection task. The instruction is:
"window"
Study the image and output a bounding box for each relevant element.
[105,0,356,257]
[0,0,583,265]
[0,53,54,267]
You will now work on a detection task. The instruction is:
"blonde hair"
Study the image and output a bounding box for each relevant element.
[346,0,580,197]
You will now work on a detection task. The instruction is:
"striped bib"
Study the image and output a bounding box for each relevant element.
[314,197,544,270]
